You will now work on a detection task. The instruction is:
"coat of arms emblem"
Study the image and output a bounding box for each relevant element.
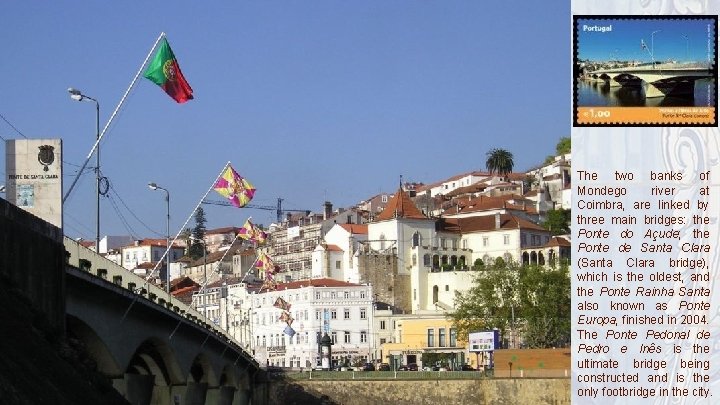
[38,145,55,172]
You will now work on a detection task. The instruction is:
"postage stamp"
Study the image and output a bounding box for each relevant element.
[573,15,718,126]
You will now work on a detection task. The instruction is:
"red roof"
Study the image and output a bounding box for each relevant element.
[440,214,546,233]
[273,278,362,291]
[205,226,241,235]
[340,224,368,234]
[544,236,571,247]
[375,188,426,221]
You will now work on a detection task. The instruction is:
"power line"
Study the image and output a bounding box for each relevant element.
[107,181,163,237]
[0,111,28,139]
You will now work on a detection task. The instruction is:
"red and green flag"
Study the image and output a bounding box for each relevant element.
[143,37,194,103]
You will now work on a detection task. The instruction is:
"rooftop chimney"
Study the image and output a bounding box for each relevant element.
[495,213,501,229]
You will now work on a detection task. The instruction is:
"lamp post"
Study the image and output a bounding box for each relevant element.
[190,235,208,319]
[68,88,100,252]
[148,182,171,294]
[651,30,661,68]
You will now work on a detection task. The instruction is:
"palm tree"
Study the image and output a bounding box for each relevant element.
[485,148,514,178]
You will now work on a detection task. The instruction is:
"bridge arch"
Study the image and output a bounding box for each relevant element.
[126,337,183,387]
[66,315,122,376]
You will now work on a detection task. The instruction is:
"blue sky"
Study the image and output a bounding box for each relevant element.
[577,18,715,63]
[1,2,569,239]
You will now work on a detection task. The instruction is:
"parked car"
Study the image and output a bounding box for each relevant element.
[461,364,475,371]
[377,363,391,371]
[406,363,418,371]
[362,363,375,371]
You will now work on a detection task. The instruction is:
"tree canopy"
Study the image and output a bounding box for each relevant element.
[542,208,571,235]
[449,261,570,349]
[485,148,514,176]
[188,207,207,259]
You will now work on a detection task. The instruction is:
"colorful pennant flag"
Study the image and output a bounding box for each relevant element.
[280,311,294,326]
[143,37,194,103]
[274,297,292,311]
[283,325,296,337]
[213,165,255,208]
[238,218,268,244]
[254,252,277,274]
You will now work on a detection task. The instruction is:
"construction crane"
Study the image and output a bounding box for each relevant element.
[202,197,310,223]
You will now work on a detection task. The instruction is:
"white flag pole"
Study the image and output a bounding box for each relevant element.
[64,31,167,203]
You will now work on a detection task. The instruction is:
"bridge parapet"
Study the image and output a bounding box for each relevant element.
[64,237,250,356]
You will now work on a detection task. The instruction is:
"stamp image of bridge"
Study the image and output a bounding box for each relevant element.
[573,15,717,126]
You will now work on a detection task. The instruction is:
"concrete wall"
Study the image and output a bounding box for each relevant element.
[0,197,65,331]
[269,378,570,405]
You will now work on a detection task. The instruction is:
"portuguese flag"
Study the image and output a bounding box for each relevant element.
[143,37,194,103]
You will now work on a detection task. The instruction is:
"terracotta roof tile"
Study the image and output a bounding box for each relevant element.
[339,224,368,234]
[205,227,241,235]
[375,188,426,221]
[273,278,362,291]
[441,213,546,233]
[544,236,571,247]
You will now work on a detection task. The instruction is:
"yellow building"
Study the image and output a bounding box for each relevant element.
[380,317,468,370]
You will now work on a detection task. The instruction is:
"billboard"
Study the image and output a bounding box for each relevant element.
[469,330,500,352]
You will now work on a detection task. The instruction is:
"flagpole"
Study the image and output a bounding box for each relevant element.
[64,31,167,203]
[145,161,231,289]
[122,161,230,322]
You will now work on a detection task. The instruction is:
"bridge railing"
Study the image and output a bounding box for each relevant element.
[64,237,256,363]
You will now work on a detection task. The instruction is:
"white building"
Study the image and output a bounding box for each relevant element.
[249,279,373,369]
[311,223,368,283]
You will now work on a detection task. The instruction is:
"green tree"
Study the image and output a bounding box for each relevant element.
[542,208,571,235]
[188,207,207,259]
[450,261,570,348]
[555,137,570,155]
[485,148,514,177]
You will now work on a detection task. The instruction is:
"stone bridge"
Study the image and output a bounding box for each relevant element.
[1,197,266,405]
[64,238,266,405]
[585,64,714,97]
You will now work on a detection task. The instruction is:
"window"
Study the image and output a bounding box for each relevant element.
[380,338,387,344]
[503,234,510,245]
[427,329,435,347]
[380,320,386,330]
[331,310,337,320]
[412,254,417,266]
[462,239,467,249]
[423,254,431,266]
[344,291,350,299]
[439,328,446,347]
[360,308,367,319]
[153,251,159,260]
[521,234,527,246]
[360,291,366,299]
[315,292,321,300]
[344,331,351,343]
[344,308,350,320]
[331,332,337,344]
[336,260,341,269]
[483,237,489,247]
[262,336,266,347]
[382,194,388,203]
[331,291,337,299]
[413,289,417,300]
[360,331,367,343]
[316,310,321,320]
[452,239,458,249]
[450,328,457,347]
[441,238,447,248]
[445,285,449,292]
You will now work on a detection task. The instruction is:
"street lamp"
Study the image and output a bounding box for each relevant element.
[189,235,208,319]
[148,182,171,294]
[651,30,661,68]
[68,88,100,252]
